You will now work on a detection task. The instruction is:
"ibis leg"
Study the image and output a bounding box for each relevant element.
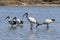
[30,23,33,30]
[11,25,13,28]
[46,24,49,30]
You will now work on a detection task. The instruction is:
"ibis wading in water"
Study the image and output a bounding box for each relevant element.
[43,18,55,30]
[5,16,16,27]
[12,17,23,27]
[23,13,42,30]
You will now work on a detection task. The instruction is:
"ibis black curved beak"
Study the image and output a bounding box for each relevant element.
[5,17,7,20]
[5,16,10,20]
[23,14,25,17]
[23,13,26,17]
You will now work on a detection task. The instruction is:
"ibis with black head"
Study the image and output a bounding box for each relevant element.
[5,16,16,27]
[23,13,42,30]
[13,17,23,27]
[43,18,55,30]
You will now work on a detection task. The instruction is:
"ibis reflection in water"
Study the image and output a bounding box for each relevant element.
[23,13,42,30]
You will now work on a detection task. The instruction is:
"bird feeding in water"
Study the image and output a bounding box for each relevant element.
[23,13,42,30]
[5,16,16,27]
[43,18,55,30]
[12,17,23,27]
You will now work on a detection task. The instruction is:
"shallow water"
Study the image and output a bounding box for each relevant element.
[0,6,60,40]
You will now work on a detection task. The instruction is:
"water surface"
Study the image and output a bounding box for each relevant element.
[0,6,60,40]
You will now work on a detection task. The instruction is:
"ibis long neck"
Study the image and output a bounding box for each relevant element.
[26,15,30,22]
[26,15,28,19]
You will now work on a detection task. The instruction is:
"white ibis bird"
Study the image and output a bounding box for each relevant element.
[5,16,16,27]
[12,17,23,27]
[23,13,42,30]
[43,18,55,30]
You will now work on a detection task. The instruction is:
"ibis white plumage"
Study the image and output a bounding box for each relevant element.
[43,18,55,30]
[5,16,16,27]
[12,17,23,27]
[23,13,42,30]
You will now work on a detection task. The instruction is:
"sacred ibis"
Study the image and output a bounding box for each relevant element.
[43,18,55,30]
[5,16,16,27]
[12,17,23,27]
[23,13,42,30]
